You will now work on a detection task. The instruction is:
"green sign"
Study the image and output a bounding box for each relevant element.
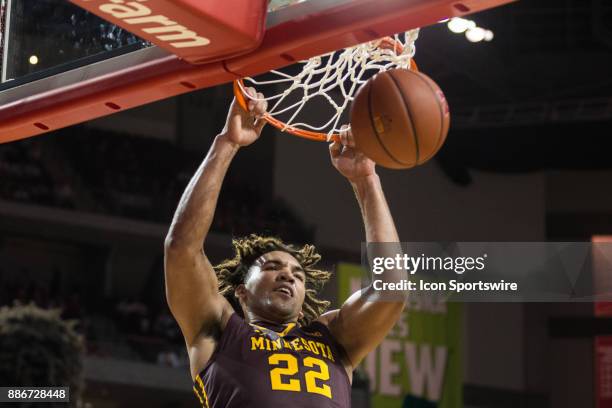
[337,263,463,408]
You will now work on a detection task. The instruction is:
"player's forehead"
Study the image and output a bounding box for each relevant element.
[257,251,302,268]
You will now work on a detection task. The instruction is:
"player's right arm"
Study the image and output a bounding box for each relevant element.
[164,89,267,375]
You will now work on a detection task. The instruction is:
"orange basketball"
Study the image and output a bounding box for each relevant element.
[350,69,450,169]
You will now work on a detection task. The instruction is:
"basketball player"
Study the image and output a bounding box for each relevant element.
[164,88,404,407]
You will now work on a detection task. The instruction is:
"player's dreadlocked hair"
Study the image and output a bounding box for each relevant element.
[214,234,331,326]
[0,303,84,407]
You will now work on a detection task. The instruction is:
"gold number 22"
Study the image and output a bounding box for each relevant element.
[268,354,332,399]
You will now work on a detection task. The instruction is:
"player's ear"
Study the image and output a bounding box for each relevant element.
[298,310,304,320]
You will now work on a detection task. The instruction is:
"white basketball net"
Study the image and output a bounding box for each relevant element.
[238,29,420,139]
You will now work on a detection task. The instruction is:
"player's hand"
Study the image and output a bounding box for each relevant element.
[220,87,268,148]
[329,125,376,182]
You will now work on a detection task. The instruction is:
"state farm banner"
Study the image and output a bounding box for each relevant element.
[337,263,463,408]
[69,0,267,63]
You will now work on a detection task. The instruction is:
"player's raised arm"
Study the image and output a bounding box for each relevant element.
[164,89,267,348]
[321,126,405,368]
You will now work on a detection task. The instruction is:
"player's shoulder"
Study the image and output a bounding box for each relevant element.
[313,309,340,328]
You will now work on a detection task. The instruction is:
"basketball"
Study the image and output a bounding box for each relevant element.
[350,69,450,169]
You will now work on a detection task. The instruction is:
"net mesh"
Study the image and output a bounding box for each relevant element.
[238,29,420,139]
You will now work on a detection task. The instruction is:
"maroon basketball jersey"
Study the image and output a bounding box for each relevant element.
[193,313,351,408]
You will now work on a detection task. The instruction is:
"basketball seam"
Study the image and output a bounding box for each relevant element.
[408,72,447,163]
[367,80,408,166]
[388,70,420,165]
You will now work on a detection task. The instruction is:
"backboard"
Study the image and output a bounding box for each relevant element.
[0,0,515,143]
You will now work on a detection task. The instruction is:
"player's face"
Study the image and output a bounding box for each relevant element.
[239,251,306,323]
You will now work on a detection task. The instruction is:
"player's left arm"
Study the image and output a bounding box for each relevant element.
[319,126,405,368]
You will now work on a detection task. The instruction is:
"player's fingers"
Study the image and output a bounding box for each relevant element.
[339,125,349,146]
[246,87,258,112]
[254,116,268,133]
[245,87,257,98]
[329,141,342,159]
[341,145,356,159]
[252,92,267,117]
[346,127,355,147]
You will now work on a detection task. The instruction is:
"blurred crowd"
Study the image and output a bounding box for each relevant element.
[0,126,315,367]
[0,127,313,242]
[1,272,187,368]
[0,139,62,206]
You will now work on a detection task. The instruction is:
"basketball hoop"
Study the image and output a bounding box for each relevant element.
[233,29,420,142]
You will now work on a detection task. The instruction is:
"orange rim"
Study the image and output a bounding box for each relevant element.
[233,37,418,143]
[233,80,335,142]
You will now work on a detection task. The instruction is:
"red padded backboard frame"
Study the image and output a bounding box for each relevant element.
[0,0,515,143]
[68,0,268,64]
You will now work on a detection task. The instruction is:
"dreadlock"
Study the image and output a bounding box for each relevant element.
[0,303,84,407]
[214,234,331,326]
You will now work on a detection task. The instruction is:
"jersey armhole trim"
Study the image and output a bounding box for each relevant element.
[195,312,242,383]
[193,375,211,408]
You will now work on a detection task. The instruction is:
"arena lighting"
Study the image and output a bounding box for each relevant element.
[447,17,475,33]
[465,26,487,42]
[445,18,495,43]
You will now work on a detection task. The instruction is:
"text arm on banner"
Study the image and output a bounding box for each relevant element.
[68,0,268,64]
